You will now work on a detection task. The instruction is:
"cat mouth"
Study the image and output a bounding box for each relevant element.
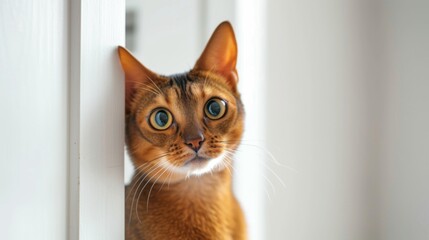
[178,152,226,176]
[184,156,210,166]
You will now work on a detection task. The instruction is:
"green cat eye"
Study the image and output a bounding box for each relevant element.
[149,109,173,130]
[205,98,226,120]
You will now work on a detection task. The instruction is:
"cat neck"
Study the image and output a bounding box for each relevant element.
[127,168,233,201]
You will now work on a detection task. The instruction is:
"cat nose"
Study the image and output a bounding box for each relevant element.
[184,133,205,152]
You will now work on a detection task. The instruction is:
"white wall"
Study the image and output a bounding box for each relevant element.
[265,0,429,240]
[378,1,429,239]
[265,1,372,239]
[0,1,69,239]
[126,0,202,74]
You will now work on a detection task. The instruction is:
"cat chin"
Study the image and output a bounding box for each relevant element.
[188,152,226,176]
[160,152,226,177]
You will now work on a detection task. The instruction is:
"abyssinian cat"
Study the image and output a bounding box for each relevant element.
[118,21,246,239]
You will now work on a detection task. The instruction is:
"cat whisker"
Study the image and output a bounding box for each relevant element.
[146,166,170,211]
[158,165,174,193]
[219,140,298,173]
[128,164,158,224]
[222,161,233,177]
[143,84,162,96]
[141,87,160,96]
[129,78,162,95]
[127,162,154,199]
[129,163,163,224]
[233,147,287,189]
[146,74,164,95]
[126,153,170,200]
[129,162,160,203]
[137,85,159,95]
[224,150,273,200]
[221,156,235,177]
[127,81,160,96]
[224,147,280,191]
[167,166,174,189]
[135,165,165,223]
[185,170,192,180]
[222,152,239,173]
[260,171,276,194]
[240,143,295,171]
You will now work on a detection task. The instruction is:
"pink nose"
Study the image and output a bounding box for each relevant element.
[184,133,205,152]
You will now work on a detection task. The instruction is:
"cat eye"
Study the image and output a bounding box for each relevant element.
[149,109,173,130]
[205,98,227,120]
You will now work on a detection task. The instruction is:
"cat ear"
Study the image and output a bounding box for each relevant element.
[118,46,158,112]
[194,21,238,91]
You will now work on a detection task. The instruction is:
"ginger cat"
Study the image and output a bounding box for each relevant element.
[118,21,246,240]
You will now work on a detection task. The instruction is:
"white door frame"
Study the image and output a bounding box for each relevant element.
[69,1,125,239]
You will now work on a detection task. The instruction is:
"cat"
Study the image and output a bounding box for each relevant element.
[118,21,246,240]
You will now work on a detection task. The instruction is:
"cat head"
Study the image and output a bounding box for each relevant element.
[118,22,244,182]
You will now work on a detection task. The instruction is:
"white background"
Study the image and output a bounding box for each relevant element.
[265,1,429,239]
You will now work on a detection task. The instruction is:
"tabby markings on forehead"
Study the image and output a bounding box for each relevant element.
[169,73,193,99]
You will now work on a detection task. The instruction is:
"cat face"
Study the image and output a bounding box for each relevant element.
[119,22,243,182]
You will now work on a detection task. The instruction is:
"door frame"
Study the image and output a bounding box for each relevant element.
[69,1,125,239]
